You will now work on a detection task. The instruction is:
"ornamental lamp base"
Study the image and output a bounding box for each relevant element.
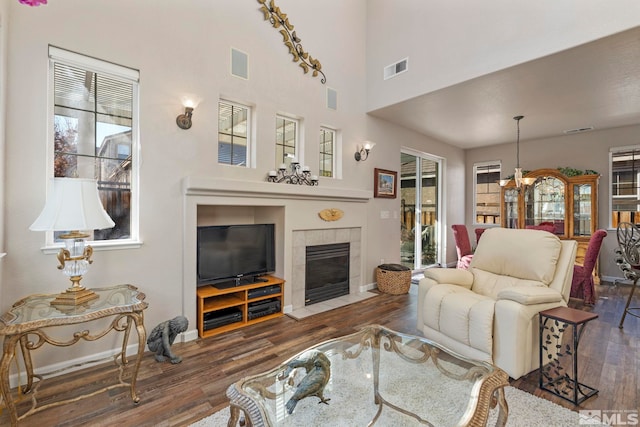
[50,286,99,307]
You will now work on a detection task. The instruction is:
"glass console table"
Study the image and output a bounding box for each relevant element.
[0,284,148,426]
[227,324,509,426]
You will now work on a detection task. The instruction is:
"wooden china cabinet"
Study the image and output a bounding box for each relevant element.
[500,168,600,279]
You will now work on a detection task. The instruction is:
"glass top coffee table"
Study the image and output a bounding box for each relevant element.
[226,324,508,426]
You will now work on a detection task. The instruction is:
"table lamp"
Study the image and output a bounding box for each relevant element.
[30,177,115,307]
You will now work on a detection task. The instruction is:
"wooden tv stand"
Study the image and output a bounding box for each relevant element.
[196,275,284,338]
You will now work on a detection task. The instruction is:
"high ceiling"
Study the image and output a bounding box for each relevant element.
[368,26,640,150]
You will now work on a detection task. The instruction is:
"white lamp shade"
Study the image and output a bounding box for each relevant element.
[30,178,115,232]
[514,167,523,188]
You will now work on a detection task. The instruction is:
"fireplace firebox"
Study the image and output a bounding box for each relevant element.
[305,243,350,305]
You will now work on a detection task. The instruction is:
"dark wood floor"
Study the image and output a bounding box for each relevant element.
[1,282,638,426]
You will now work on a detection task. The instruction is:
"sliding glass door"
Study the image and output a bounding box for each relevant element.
[400,150,442,270]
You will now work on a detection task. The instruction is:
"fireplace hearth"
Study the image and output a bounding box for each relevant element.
[305,243,350,306]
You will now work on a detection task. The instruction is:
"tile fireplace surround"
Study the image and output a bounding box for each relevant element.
[292,227,362,309]
[182,177,373,341]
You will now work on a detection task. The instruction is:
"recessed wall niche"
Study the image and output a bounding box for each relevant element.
[196,204,285,278]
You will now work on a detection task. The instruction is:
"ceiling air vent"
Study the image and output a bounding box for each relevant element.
[563,126,594,135]
[384,57,408,80]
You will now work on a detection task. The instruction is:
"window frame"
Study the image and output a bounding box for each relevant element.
[45,46,141,252]
[218,99,251,167]
[275,114,300,168]
[319,126,336,178]
[472,161,502,226]
[610,145,640,228]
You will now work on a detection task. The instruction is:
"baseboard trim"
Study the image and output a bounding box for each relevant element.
[8,342,143,389]
[601,275,632,285]
[360,282,377,292]
[182,329,199,342]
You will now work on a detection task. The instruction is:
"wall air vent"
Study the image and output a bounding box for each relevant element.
[383,57,409,80]
[563,126,594,135]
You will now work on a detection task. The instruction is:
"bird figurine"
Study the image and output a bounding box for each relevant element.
[281,353,319,384]
[285,352,331,414]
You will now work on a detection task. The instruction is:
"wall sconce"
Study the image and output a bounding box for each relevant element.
[176,106,194,130]
[354,142,375,161]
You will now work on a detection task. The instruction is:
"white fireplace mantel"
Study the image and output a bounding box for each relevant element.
[183,176,372,202]
[181,176,372,342]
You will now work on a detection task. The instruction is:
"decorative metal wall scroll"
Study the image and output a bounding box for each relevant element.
[257,0,327,84]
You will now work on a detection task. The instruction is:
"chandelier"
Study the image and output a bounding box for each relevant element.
[500,115,536,190]
[267,159,319,186]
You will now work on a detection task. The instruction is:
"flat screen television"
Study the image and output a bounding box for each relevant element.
[197,223,276,287]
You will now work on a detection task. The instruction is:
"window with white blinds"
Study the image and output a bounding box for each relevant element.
[611,146,640,227]
[218,100,250,166]
[49,46,139,245]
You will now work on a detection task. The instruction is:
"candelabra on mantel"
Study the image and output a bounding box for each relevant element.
[267,159,319,186]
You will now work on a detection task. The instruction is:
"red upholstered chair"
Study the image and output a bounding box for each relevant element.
[552,221,565,235]
[452,224,473,269]
[475,227,488,245]
[525,224,555,233]
[570,229,607,305]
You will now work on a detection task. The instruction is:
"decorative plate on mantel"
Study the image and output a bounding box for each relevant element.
[318,208,343,222]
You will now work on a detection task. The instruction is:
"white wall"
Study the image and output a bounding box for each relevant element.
[466,124,640,281]
[3,0,466,369]
[0,0,8,301]
[366,0,640,112]
[6,0,628,377]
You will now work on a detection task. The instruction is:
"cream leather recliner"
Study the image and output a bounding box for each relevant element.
[417,227,577,379]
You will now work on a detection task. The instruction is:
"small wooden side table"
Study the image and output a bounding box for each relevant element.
[0,284,148,426]
[539,306,598,405]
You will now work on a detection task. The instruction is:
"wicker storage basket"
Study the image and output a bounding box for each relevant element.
[376,264,411,295]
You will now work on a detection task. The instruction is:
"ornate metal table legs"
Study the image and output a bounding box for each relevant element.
[0,313,146,425]
[619,275,640,329]
[1,335,22,425]
[539,307,599,405]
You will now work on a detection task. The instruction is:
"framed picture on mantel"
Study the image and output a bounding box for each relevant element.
[374,168,397,198]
